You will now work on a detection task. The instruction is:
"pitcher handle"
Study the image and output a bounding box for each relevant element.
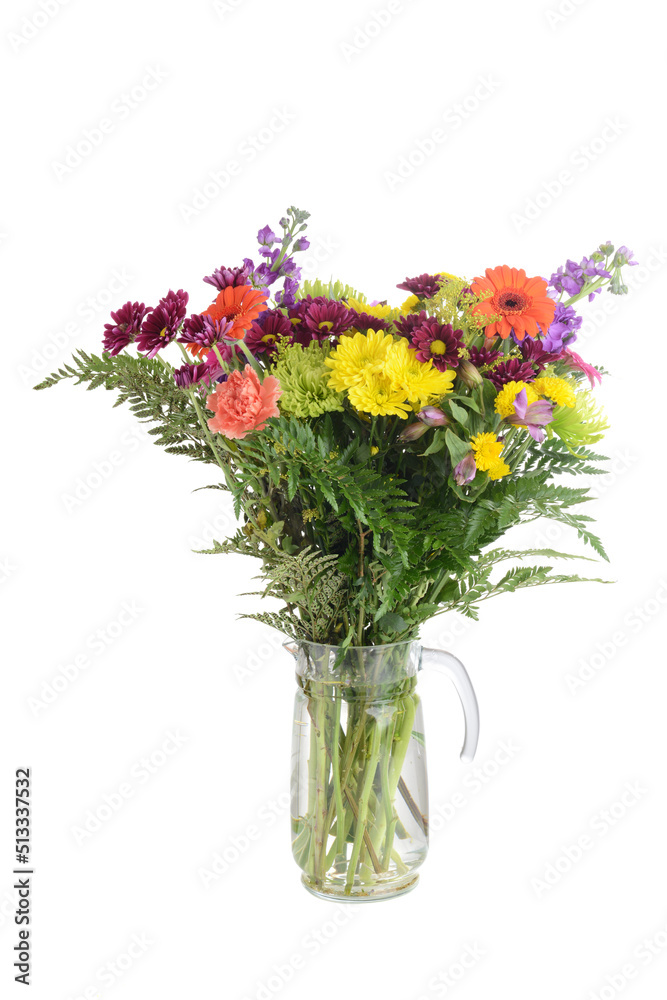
[421,648,480,763]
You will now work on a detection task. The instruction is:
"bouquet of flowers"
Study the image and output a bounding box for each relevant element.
[37,207,634,647]
[37,207,635,898]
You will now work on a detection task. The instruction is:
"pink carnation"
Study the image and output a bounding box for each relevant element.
[206,365,282,440]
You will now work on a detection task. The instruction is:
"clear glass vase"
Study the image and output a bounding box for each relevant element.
[287,640,479,902]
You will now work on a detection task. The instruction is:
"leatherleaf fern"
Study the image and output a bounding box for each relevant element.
[35,217,632,649]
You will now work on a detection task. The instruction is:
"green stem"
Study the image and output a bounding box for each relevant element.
[331,688,346,859]
[345,717,381,892]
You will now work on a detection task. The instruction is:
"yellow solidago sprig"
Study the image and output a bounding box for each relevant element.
[470,432,510,480]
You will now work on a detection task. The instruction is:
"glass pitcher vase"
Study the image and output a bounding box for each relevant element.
[287,639,479,901]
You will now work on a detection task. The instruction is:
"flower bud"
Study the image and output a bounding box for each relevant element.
[453,452,476,486]
[398,421,430,443]
[417,406,448,427]
[457,359,483,389]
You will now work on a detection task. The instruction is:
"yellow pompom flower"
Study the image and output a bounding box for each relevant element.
[470,433,510,480]
[347,374,412,418]
[345,297,398,323]
[400,294,421,314]
[324,330,394,391]
[533,376,576,408]
[494,380,539,419]
[383,337,456,407]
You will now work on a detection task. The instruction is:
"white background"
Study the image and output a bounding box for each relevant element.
[2,0,666,997]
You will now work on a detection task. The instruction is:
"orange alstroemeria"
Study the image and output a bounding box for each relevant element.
[471,266,555,341]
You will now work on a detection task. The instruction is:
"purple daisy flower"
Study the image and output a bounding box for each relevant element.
[397,273,442,299]
[103,301,149,355]
[288,297,354,344]
[203,265,252,292]
[245,310,293,357]
[485,359,537,389]
[350,310,391,333]
[394,310,430,340]
[179,312,235,351]
[519,338,561,372]
[468,346,501,368]
[136,290,189,359]
[412,318,463,370]
[173,362,215,389]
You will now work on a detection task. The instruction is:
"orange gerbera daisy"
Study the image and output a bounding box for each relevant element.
[202,285,269,340]
[471,266,555,341]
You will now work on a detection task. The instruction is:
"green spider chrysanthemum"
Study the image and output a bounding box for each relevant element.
[272,342,345,418]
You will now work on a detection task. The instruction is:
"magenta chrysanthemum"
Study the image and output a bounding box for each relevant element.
[394,310,430,340]
[103,301,149,355]
[350,310,391,333]
[173,362,216,389]
[203,265,252,292]
[136,290,189,358]
[485,359,537,389]
[245,310,293,357]
[179,313,235,352]
[397,274,442,298]
[412,319,463,370]
[468,346,501,368]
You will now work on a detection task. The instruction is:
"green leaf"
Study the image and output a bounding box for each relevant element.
[448,400,470,425]
[444,429,471,467]
[423,431,446,456]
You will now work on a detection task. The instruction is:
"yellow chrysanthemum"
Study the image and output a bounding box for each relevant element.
[347,374,411,418]
[383,337,456,407]
[488,459,510,480]
[470,432,504,471]
[533,376,576,408]
[324,329,394,391]
[494,380,539,419]
[400,294,421,314]
[345,297,398,322]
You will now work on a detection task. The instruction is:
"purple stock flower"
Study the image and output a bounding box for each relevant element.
[614,246,637,267]
[103,301,149,355]
[257,225,278,247]
[275,277,300,309]
[505,388,553,442]
[203,265,252,292]
[136,290,189,358]
[549,257,611,301]
[542,302,582,352]
[454,453,477,486]
[397,273,442,298]
[485,359,536,389]
[293,237,310,252]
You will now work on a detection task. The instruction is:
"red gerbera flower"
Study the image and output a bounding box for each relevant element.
[202,285,269,341]
[471,266,555,341]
